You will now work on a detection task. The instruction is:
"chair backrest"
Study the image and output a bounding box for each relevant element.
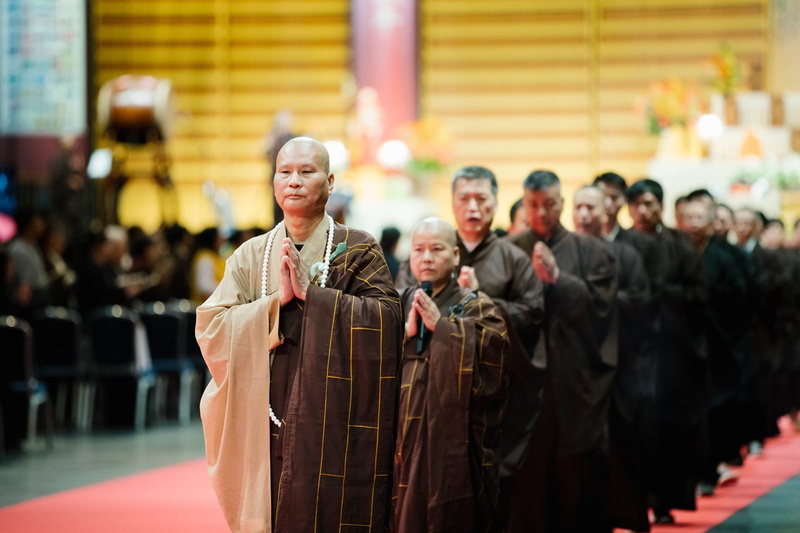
[32,307,84,370]
[0,315,34,386]
[88,305,141,367]
[167,299,201,357]
[139,301,186,361]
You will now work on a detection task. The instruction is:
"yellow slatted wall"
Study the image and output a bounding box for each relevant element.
[421,0,770,224]
[94,0,350,231]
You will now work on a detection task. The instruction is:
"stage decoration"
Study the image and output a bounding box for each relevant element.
[709,42,743,97]
[377,139,411,170]
[639,78,707,135]
[731,152,800,192]
[396,117,453,182]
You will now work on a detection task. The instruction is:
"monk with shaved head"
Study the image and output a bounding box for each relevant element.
[391,217,510,533]
[198,136,402,532]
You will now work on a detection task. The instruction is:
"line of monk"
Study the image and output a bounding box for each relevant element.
[198,137,800,533]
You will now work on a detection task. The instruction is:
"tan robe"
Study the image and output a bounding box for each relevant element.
[198,220,401,533]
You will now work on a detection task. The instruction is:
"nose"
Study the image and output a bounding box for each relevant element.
[287,171,302,187]
[421,248,433,262]
[467,198,479,211]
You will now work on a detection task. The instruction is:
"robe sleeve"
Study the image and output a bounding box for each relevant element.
[488,250,544,335]
[196,249,276,533]
[546,240,617,368]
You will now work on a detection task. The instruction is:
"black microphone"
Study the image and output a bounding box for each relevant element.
[416,280,433,354]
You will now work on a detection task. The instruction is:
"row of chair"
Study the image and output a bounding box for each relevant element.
[0,300,207,453]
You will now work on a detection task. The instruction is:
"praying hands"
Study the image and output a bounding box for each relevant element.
[532,241,559,284]
[279,238,310,304]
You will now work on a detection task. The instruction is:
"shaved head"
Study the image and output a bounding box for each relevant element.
[410,217,459,291]
[277,136,330,174]
[412,217,457,248]
[274,136,334,218]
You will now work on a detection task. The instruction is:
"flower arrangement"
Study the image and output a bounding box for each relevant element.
[732,153,800,191]
[639,78,707,135]
[709,42,743,96]
[396,117,453,178]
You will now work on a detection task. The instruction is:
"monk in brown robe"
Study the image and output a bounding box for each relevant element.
[574,185,652,532]
[508,171,617,533]
[627,179,708,525]
[683,198,750,495]
[391,218,509,533]
[396,166,544,482]
[197,137,402,533]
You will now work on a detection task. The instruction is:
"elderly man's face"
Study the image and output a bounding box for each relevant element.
[409,227,458,287]
[683,201,711,242]
[274,142,333,217]
[572,188,606,237]
[760,223,785,250]
[628,192,662,233]
[524,184,563,238]
[452,178,497,240]
[733,211,756,243]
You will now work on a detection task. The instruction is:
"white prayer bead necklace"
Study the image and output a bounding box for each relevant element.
[262,215,335,427]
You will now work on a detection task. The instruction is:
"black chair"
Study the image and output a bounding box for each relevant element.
[139,301,196,425]
[0,315,55,451]
[169,299,210,410]
[88,306,155,431]
[31,307,90,430]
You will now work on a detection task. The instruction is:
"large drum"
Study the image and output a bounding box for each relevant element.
[97,75,173,144]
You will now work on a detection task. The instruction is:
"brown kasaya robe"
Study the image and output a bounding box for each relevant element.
[642,226,707,513]
[396,232,545,476]
[198,221,402,533]
[603,239,652,533]
[507,224,617,533]
[392,279,509,533]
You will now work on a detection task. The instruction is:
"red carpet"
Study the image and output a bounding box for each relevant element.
[650,417,800,533]
[0,459,227,533]
[2,420,799,532]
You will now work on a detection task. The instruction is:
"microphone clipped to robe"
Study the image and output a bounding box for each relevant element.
[416,280,433,354]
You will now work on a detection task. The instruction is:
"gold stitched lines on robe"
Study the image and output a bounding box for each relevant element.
[350,424,378,430]
[320,472,345,478]
[369,299,385,529]
[353,274,388,293]
[340,523,371,528]
[327,374,351,380]
[458,320,467,398]
[351,327,381,331]
[314,289,341,532]
[338,302,357,527]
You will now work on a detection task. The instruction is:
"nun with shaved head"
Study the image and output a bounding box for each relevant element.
[391,217,510,533]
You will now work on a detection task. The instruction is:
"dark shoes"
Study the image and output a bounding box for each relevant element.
[653,512,675,524]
